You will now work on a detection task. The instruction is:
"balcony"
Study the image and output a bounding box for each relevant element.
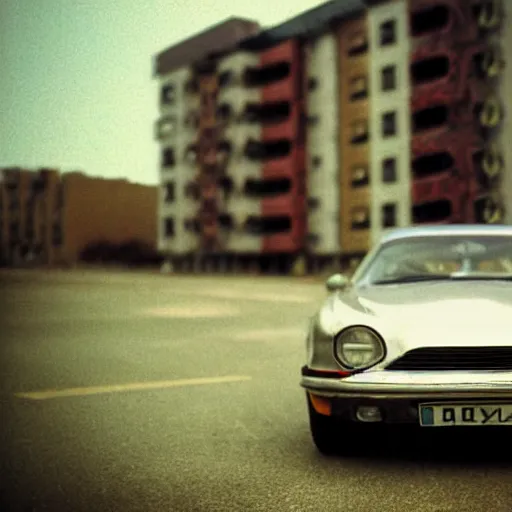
[409,0,500,45]
[243,61,291,88]
[412,197,466,224]
[243,215,291,236]
[244,138,292,162]
[243,177,292,198]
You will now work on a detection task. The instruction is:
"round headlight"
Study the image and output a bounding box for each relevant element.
[334,326,385,370]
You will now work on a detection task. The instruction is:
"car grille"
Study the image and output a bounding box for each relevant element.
[386,347,512,371]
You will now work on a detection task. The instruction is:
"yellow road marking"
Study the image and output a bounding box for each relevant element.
[15,375,252,401]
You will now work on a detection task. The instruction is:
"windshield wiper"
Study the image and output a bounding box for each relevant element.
[372,274,453,285]
[373,273,512,285]
[449,272,512,281]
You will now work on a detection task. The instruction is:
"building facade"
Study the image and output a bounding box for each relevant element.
[0,168,157,266]
[154,0,512,269]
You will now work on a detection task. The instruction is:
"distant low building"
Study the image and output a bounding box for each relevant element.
[0,168,157,266]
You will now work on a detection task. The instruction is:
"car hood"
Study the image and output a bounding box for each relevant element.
[328,280,512,353]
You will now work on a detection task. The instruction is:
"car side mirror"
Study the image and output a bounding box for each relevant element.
[325,273,349,292]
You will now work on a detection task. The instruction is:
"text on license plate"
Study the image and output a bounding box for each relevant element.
[419,403,512,427]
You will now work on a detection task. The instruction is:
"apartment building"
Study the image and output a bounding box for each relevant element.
[153,0,512,271]
[0,168,157,266]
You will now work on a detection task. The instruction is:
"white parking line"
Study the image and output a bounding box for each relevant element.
[15,375,252,401]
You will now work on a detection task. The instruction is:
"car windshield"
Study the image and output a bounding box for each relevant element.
[361,235,512,285]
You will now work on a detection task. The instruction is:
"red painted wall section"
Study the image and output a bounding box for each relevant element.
[260,40,301,102]
[410,41,494,112]
[255,38,306,253]
[409,0,497,46]
[409,0,502,225]
[411,127,484,204]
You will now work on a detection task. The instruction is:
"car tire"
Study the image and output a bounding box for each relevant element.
[307,394,358,456]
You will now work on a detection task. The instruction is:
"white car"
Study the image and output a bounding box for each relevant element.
[301,225,512,455]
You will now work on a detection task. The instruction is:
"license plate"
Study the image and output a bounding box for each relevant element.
[419,403,512,427]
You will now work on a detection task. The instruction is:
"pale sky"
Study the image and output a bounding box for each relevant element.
[1,0,327,185]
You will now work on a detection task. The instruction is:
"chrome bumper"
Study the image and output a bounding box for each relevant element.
[300,370,512,399]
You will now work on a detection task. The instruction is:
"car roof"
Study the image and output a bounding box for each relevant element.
[380,225,512,244]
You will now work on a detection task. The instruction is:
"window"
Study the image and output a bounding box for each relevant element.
[164,182,175,202]
[382,158,397,182]
[382,112,397,137]
[311,156,322,169]
[382,203,397,227]
[164,217,175,237]
[351,165,369,187]
[52,224,63,246]
[6,180,18,191]
[307,233,320,245]
[307,197,320,209]
[218,214,234,229]
[348,31,368,56]
[307,77,319,91]
[157,116,176,138]
[184,218,200,233]
[381,65,396,91]
[184,144,198,163]
[351,207,370,230]
[184,78,199,94]
[217,140,232,155]
[32,174,46,193]
[162,147,176,167]
[218,70,233,87]
[380,20,397,46]
[349,76,368,101]
[217,103,232,121]
[350,120,369,144]
[307,115,320,125]
[161,84,175,105]
[184,181,200,200]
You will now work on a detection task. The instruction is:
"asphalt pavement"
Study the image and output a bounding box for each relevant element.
[0,268,511,512]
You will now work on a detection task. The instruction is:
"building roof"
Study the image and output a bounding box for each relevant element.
[154,17,261,76]
[153,1,389,75]
[238,0,366,50]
